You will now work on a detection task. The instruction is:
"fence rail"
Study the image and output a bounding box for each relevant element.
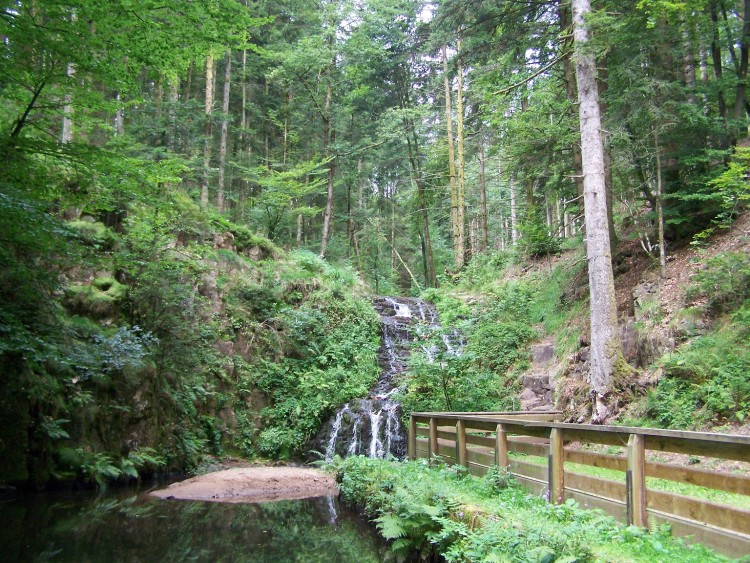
[407,411,750,558]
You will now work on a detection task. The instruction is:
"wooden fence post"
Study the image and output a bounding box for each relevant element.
[495,424,509,468]
[429,417,438,461]
[408,415,417,460]
[549,428,564,504]
[456,420,467,467]
[627,433,647,527]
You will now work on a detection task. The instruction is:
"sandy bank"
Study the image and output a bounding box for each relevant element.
[150,466,338,503]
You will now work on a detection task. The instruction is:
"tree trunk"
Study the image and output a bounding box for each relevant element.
[442,46,461,270]
[320,58,335,258]
[478,135,489,252]
[169,75,179,134]
[202,55,215,209]
[456,41,467,268]
[573,0,626,423]
[736,0,750,121]
[61,61,76,143]
[654,131,667,278]
[114,92,124,137]
[711,1,730,147]
[217,52,232,213]
[510,174,518,245]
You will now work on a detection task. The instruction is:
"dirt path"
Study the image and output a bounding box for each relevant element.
[150,466,338,503]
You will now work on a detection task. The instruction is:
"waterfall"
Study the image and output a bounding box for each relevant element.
[317,296,439,461]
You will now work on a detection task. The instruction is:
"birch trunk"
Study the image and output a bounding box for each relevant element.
[573,0,625,423]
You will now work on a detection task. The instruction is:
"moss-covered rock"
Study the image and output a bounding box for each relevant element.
[63,277,127,320]
[67,219,117,250]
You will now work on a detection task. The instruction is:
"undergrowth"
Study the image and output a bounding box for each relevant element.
[628,251,750,429]
[401,250,585,417]
[332,456,731,562]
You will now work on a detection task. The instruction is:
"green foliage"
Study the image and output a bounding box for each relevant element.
[333,457,725,562]
[646,325,750,428]
[459,251,511,288]
[403,281,538,416]
[687,252,750,315]
[518,208,562,258]
[706,147,750,225]
[248,290,381,458]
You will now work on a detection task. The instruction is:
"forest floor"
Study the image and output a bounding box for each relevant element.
[150,466,338,503]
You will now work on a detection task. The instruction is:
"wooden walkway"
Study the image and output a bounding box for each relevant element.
[407,411,750,558]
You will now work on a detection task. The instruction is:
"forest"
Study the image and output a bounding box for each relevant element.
[2,0,750,537]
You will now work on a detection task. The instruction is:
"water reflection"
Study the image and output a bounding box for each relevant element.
[1,488,387,562]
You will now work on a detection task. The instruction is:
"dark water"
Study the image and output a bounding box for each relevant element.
[0,487,388,562]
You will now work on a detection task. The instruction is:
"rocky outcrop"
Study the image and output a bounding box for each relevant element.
[519,341,556,411]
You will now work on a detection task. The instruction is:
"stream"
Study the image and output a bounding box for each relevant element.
[0,484,387,562]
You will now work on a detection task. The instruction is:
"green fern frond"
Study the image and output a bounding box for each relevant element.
[376,514,407,539]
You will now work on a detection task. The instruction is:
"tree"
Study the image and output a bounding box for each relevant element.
[572,0,628,422]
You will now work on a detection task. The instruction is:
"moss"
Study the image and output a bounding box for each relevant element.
[63,277,127,319]
[67,220,117,249]
[211,217,281,259]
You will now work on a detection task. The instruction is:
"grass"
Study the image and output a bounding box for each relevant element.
[508,452,750,510]
[332,456,734,562]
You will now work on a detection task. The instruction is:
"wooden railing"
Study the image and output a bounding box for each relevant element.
[407,411,750,558]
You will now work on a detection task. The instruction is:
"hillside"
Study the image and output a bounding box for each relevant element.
[0,191,384,487]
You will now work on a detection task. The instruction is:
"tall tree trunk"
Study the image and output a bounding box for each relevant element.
[573,0,626,423]
[456,41,467,268]
[442,46,461,270]
[61,65,76,143]
[202,55,215,209]
[510,174,518,245]
[320,59,335,258]
[711,1,730,147]
[114,92,124,137]
[654,131,667,278]
[217,52,232,213]
[478,135,489,252]
[683,19,698,105]
[167,75,179,150]
[736,0,750,121]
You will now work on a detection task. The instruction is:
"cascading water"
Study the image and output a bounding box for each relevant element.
[317,296,441,461]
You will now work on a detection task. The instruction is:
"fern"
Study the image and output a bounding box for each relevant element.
[375,514,407,539]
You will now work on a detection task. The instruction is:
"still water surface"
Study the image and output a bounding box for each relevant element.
[0,486,388,562]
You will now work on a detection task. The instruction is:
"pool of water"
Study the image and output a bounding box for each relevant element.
[0,485,388,562]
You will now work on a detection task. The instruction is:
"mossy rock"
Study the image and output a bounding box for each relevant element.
[64,277,127,319]
[67,219,117,250]
[211,217,281,260]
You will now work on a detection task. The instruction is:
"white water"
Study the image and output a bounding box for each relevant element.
[319,297,448,460]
